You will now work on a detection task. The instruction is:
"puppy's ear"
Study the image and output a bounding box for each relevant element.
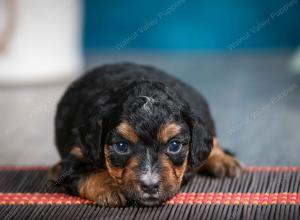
[182,106,213,168]
[77,120,104,168]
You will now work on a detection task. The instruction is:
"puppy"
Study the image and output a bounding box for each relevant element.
[50,62,243,206]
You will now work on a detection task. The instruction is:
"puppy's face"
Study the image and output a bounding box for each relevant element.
[104,120,190,206]
[79,82,213,206]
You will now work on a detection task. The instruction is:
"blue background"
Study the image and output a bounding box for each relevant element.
[83,0,300,51]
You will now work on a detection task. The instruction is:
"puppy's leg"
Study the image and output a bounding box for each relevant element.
[197,138,244,178]
[78,171,127,207]
[49,146,127,207]
[48,161,62,182]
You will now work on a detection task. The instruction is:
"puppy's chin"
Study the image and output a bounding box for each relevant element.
[128,190,178,207]
[139,198,162,206]
[137,192,161,206]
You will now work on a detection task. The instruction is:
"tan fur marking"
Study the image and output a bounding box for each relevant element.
[120,156,140,186]
[157,123,182,144]
[104,145,124,183]
[79,171,111,199]
[197,137,244,178]
[48,161,62,181]
[116,121,139,143]
[174,159,188,180]
[70,146,83,157]
[79,171,126,206]
[159,154,188,185]
[209,137,223,157]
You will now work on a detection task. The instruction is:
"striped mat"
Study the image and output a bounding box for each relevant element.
[0,166,299,220]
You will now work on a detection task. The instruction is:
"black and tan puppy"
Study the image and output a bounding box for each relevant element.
[50,62,243,206]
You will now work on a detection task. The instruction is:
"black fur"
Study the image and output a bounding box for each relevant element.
[54,62,215,197]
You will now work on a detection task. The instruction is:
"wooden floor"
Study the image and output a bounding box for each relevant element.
[0,51,299,165]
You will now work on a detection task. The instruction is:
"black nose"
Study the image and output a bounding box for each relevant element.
[140,182,159,194]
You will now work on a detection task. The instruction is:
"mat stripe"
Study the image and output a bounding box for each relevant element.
[0,166,49,171]
[1,193,299,205]
[168,193,300,205]
[246,166,300,172]
[0,166,300,172]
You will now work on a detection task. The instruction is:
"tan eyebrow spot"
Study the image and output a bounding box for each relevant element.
[116,121,139,144]
[70,146,83,157]
[157,122,182,144]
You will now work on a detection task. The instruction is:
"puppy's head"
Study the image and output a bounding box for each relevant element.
[79,81,213,206]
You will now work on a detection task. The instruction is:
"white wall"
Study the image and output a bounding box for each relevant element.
[0,0,83,84]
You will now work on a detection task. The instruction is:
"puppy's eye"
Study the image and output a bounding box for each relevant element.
[167,140,182,153]
[114,141,129,154]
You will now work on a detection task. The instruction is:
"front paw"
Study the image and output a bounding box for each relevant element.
[200,154,244,178]
[79,172,127,207]
[95,187,127,207]
[48,161,62,181]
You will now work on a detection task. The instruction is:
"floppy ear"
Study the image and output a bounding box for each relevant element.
[182,106,213,168]
[77,119,104,168]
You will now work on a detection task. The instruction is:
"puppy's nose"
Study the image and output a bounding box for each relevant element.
[140,181,159,194]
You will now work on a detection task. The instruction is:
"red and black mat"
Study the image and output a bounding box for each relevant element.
[0,166,299,220]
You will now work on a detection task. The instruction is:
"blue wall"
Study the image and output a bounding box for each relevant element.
[83,0,300,51]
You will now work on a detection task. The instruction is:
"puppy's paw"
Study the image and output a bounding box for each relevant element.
[199,154,244,178]
[48,161,62,181]
[94,187,127,207]
[79,172,127,207]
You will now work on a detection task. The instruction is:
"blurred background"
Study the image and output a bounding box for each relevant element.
[0,0,300,165]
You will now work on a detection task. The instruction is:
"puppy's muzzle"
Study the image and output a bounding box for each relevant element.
[139,172,160,195]
[140,181,159,194]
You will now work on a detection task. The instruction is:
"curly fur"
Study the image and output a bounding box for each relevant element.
[53,62,217,205]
